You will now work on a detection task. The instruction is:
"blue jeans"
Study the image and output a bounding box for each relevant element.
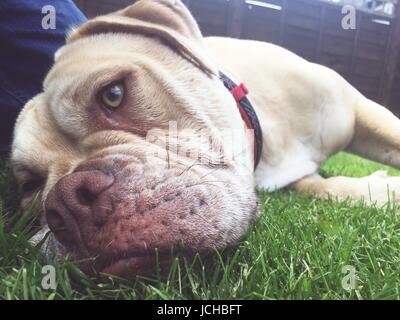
[0,0,86,152]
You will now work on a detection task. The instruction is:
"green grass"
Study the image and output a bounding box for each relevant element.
[1,152,400,300]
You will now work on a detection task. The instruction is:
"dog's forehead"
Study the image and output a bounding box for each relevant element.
[42,33,197,121]
[46,35,131,88]
[46,33,176,88]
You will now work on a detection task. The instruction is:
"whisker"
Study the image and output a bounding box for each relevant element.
[177,159,201,177]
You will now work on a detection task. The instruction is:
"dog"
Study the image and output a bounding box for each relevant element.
[10,0,400,276]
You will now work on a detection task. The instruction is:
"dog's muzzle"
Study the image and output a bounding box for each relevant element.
[43,152,258,277]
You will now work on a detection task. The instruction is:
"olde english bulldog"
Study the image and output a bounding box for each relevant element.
[10,0,400,276]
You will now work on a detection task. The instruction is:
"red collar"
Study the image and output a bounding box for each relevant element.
[219,72,263,169]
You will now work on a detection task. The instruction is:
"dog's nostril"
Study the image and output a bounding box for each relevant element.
[77,187,97,206]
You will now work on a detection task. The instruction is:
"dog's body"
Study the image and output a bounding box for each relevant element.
[206,36,355,190]
[10,0,400,276]
[207,36,400,204]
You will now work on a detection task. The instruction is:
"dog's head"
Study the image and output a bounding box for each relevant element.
[11,0,259,276]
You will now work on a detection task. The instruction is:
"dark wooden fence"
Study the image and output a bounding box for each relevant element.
[74,0,400,114]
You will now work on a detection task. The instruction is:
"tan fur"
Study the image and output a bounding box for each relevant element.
[205,36,400,205]
[10,0,400,269]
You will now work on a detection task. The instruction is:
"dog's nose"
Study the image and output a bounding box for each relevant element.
[45,170,114,249]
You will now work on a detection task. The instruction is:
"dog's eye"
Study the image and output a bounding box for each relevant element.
[100,83,124,111]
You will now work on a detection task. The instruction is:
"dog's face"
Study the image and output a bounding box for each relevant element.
[11,0,258,276]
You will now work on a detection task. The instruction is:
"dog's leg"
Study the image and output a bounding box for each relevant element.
[346,96,400,169]
[291,172,400,206]
[290,94,400,206]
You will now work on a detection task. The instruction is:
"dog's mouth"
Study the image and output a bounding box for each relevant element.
[81,251,165,277]
[38,151,259,278]
[93,250,178,277]
[44,235,197,279]
[34,230,174,277]
[99,255,157,277]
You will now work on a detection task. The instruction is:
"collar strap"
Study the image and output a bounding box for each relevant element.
[219,71,263,169]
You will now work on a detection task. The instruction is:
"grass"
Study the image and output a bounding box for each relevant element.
[1,152,400,300]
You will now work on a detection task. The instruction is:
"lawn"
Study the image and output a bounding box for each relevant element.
[1,152,400,300]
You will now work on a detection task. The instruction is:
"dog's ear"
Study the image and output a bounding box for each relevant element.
[68,0,216,76]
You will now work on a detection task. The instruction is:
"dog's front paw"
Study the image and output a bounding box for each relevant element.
[368,170,389,179]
